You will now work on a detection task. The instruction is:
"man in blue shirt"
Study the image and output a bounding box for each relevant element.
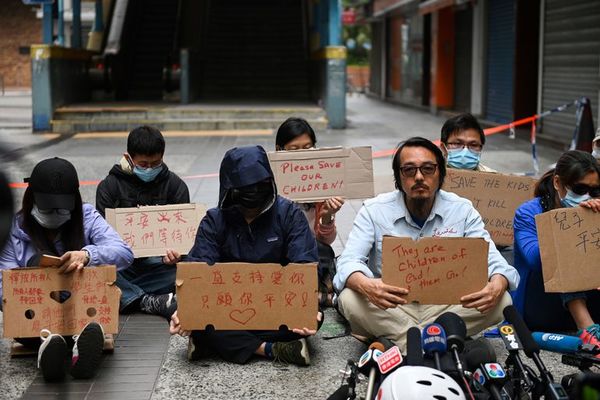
[334,137,519,351]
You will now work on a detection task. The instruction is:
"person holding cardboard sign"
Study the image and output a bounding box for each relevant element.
[166,145,320,366]
[0,158,134,381]
[513,150,600,342]
[333,137,519,352]
[96,126,190,320]
[275,117,344,307]
[439,113,496,173]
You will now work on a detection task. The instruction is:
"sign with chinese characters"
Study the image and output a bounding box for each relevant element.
[443,169,536,246]
[2,266,119,338]
[535,207,600,292]
[381,236,489,304]
[176,262,318,331]
[267,147,374,203]
[105,204,207,257]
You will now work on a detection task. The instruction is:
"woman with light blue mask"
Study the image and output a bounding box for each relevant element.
[440,113,497,173]
[513,150,600,345]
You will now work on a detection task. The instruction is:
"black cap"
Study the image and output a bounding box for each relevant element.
[26,158,79,210]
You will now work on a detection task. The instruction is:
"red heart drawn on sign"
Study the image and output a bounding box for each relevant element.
[229,308,257,325]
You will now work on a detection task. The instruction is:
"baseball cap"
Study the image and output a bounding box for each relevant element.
[25,158,79,210]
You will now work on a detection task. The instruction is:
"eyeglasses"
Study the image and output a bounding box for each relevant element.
[570,183,600,198]
[399,164,438,178]
[446,142,483,152]
[135,162,163,170]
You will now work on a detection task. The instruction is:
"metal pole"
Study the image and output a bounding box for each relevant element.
[42,3,53,44]
[71,0,82,48]
[57,0,65,46]
[93,0,104,32]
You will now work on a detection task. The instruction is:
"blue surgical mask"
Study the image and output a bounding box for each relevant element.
[593,148,600,160]
[447,147,481,170]
[134,165,163,182]
[560,189,591,208]
[31,205,71,229]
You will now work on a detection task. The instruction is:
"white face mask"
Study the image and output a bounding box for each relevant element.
[31,204,71,229]
[592,147,600,160]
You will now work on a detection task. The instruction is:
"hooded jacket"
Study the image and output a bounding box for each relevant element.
[0,203,134,300]
[96,161,189,217]
[187,145,318,265]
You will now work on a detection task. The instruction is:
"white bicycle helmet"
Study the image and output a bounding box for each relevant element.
[376,366,466,400]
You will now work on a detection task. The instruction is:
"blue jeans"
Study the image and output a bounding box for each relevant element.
[116,257,176,311]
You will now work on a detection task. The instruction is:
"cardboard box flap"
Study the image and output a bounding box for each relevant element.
[176,262,318,331]
[381,236,489,304]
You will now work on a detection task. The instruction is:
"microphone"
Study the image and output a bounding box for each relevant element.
[472,363,509,400]
[504,305,569,400]
[328,360,358,400]
[358,341,386,400]
[405,326,424,366]
[434,312,466,374]
[464,337,497,372]
[532,332,600,355]
[422,323,447,371]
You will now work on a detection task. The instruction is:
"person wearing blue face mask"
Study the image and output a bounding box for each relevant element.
[513,150,600,346]
[96,126,189,320]
[592,129,600,161]
[440,113,496,173]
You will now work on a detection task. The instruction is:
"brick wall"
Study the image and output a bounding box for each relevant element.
[0,0,41,88]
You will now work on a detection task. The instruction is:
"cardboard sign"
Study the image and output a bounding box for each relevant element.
[105,203,207,257]
[443,169,536,246]
[2,266,120,338]
[267,146,374,202]
[535,207,600,293]
[381,236,488,304]
[39,255,61,268]
[176,262,318,331]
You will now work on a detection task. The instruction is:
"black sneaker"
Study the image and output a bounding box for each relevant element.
[272,338,310,366]
[38,329,68,381]
[70,322,105,379]
[140,293,177,320]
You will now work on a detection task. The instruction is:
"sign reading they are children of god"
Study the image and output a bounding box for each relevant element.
[536,207,600,293]
[176,263,318,331]
[2,266,120,338]
[381,236,489,304]
[267,147,374,203]
[105,204,206,258]
[443,169,536,246]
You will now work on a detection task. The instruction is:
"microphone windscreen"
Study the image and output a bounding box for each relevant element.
[375,336,396,351]
[503,305,539,357]
[434,312,466,351]
[422,323,447,355]
[405,326,424,366]
[532,332,582,354]
[369,341,387,353]
[464,338,497,371]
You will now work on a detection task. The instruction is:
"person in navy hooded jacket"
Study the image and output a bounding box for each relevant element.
[166,145,319,366]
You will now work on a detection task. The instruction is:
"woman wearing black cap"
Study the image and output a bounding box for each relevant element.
[0,157,134,381]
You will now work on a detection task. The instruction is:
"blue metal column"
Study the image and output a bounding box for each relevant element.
[327,0,341,46]
[42,3,53,44]
[93,0,104,31]
[57,0,65,46]
[71,0,82,48]
[323,0,346,129]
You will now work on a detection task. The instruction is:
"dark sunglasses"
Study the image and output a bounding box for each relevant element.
[570,183,600,198]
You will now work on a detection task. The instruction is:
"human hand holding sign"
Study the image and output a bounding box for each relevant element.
[580,198,600,213]
[321,197,345,223]
[58,250,88,274]
[347,273,408,310]
[163,249,181,265]
[292,311,323,336]
[460,274,508,313]
[169,310,191,337]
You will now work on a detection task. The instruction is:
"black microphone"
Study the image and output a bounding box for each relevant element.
[464,338,497,372]
[435,312,466,375]
[327,360,358,400]
[405,326,424,366]
[503,305,569,400]
[464,341,509,400]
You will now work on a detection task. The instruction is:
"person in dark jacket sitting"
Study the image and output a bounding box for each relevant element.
[95,126,189,319]
[167,145,320,366]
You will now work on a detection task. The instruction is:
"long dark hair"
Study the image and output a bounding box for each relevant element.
[275,118,317,150]
[535,150,600,211]
[19,187,85,255]
[393,137,447,192]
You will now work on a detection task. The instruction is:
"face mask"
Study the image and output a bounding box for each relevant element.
[31,205,71,229]
[230,182,273,209]
[560,189,591,208]
[592,148,600,160]
[134,165,163,183]
[447,147,481,170]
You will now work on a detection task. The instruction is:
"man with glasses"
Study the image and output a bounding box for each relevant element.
[96,125,189,319]
[333,137,519,351]
[440,113,496,172]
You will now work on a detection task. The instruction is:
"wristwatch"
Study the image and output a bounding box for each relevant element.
[83,249,90,266]
[319,215,335,226]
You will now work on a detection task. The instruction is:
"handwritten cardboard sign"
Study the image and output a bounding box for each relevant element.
[443,169,536,246]
[535,207,600,293]
[381,236,489,304]
[105,203,207,257]
[176,262,318,331]
[267,146,374,202]
[2,266,119,338]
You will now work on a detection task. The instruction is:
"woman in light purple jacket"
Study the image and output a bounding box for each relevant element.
[0,157,133,382]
